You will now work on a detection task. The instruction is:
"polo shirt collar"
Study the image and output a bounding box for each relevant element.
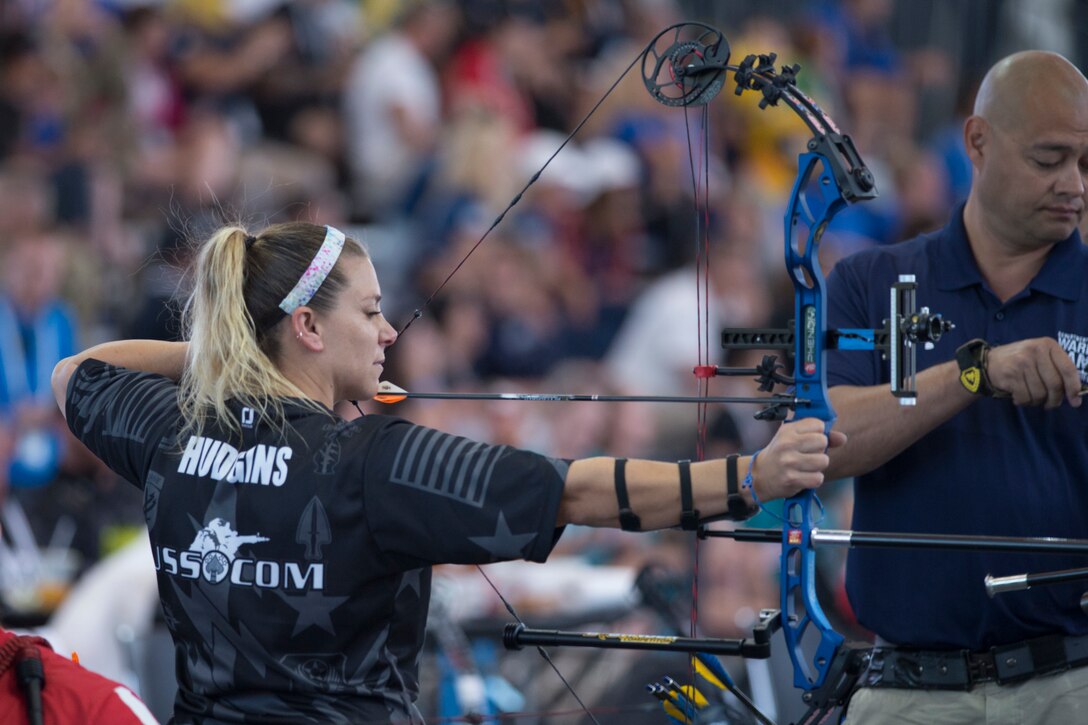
[934,202,1085,302]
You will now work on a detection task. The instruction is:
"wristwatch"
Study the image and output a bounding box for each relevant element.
[955,339,1009,397]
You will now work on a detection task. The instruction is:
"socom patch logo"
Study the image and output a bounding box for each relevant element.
[153,518,325,590]
[191,519,270,583]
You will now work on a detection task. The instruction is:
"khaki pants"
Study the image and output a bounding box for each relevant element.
[842,665,1088,724]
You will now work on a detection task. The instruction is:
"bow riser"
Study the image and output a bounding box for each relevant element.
[780,150,847,691]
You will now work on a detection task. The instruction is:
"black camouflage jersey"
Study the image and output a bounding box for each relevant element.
[66,359,567,723]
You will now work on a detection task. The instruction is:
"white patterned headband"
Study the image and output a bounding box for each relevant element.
[278,225,346,314]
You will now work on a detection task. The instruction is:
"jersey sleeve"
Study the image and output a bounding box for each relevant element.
[827,253,883,388]
[65,358,180,490]
[361,417,567,567]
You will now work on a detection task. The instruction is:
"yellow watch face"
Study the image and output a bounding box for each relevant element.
[960,366,982,394]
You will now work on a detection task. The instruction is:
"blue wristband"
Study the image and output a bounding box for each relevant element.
[744,447,824,526]
[742,449,763,509]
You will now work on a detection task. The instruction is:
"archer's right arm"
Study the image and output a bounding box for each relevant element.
[52,340,188,418]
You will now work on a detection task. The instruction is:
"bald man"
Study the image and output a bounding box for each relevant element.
[824,51,1088,724]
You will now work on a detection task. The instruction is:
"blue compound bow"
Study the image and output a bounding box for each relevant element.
[505,21,952,723]
[391,20,1088,725]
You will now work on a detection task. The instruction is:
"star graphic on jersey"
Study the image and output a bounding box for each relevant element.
[468,512,537,560]
[275,589,350,637]
[169,578,269,678]
[161,604,180,630]
[397,568,424,598]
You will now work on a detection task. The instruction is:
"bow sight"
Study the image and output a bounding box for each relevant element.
[720,281,954,420]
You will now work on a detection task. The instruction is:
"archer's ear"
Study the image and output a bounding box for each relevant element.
[291,307,325,352]
[963,116,989,167]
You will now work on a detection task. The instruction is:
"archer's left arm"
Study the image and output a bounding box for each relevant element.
[558,418,846,529]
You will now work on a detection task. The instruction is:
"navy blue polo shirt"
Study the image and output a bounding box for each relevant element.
[827,204,1088,651]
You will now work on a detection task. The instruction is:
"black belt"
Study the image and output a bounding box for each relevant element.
[862,633,1088,690]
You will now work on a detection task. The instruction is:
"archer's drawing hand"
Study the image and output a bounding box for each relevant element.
[752,418,847,501]
[986,337,1083,409]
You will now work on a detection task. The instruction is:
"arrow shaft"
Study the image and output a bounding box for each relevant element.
[382,391,804,405]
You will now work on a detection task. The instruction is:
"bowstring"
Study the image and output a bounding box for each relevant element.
[391,26,726,723]
[383,44,645,724]
[475,566,602,725]
[682,96,715,712]
[396,52,644,339]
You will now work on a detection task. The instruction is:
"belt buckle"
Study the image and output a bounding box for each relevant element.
[966,650,998,684]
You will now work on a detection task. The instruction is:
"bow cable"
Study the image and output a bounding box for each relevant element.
[394,53,644,339]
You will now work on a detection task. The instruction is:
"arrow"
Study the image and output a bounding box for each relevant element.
[373,381,806,407]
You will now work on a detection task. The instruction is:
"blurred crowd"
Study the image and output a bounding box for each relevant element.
[1,0,1085,716]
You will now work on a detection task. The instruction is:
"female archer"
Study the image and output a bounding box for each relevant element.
[51,221,843,723]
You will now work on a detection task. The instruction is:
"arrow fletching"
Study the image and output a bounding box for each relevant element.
[374,381,409,404]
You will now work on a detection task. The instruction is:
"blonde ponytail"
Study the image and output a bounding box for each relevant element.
[178,223,365,442]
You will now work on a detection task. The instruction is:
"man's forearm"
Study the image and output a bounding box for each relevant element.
[827,361,975,479]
